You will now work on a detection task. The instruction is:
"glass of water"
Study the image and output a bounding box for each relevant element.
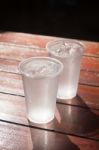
[19,57,63,124]
[46,40,84,100]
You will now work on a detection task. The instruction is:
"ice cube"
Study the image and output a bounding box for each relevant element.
[23,60,59,78]
[50,41,83,57]
[52,42,71,57]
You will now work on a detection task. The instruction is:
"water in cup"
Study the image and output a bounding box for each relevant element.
[19,57,63,124]
[46,40,84,100]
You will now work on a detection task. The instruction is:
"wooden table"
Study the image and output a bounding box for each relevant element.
[0,32,99,150]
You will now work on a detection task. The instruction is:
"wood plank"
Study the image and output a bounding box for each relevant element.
[81,56,99,72]
[29,104,99,141]
[30,127,80,150]
[0,55,99,87]
[56,103,99,140]
[60,85,99,110]
[83,41,99,57]
[0,58,19,73]
[0,32,55,48]
[0,93,99,140]
[0,32,99,57]
[0,56,99,73]
[80,70,99,87]
[30,127,99,150]
[69,135,99,150]
[0,121,33,150]
[0,43,47,61]
[0,32,99,149]
[0,71,99,109]
[0,93,27,124]
[0,120,99,150]
[78,85,99,109]
[0,70,99,97]
[0,46,99,73]
[0,72,23,96]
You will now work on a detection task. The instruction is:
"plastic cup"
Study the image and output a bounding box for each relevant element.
[46,40,84,100]
[19,57,63,124]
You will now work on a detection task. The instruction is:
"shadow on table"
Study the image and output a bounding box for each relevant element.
[56,95,99,138]
[28,94,99,149]
[29,126,80,150]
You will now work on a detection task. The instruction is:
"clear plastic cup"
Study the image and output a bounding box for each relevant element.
[19,57,63,124]
[46,40,84,100]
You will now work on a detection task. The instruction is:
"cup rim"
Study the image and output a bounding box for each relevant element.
[46,39,85,58]
[19,56,63,78]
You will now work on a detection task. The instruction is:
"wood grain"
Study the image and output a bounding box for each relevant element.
[0,43,47,61]
[83,41,99,57]
[29,104,99,141]
[81,56,99,72]
[0,71,99,109]
[0,32,99,57]
[0,120,99,150]
[0,93,27,123]
[0,48,99,73]
[69,135,99,150]
[55,103,99,140]
[0,56,99,73]
[0,58,19,73]
[30,127,99,150]
[0,70,99,97]
[80,70,99,87]
[0,32,99,149]
[63,85,99,110]
[0,93,99,140]
[0,32,55,48]
[0,72,23,96]
[0,121,33,150]
[0,58,99,87]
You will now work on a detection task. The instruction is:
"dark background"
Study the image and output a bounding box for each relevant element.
[0,0,99,41]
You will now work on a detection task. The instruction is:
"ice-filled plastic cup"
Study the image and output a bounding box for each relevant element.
[19,57,63,124]
[46,40,84,100]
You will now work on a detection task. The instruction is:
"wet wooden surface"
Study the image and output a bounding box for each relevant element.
[0,32,99,150]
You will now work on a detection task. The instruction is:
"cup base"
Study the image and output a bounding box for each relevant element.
[28,115,54,124]
[57,94,76,100]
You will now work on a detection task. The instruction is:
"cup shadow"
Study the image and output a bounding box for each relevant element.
[29,125,80,150]
[56,95,99,138]
[28,94,99,149]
